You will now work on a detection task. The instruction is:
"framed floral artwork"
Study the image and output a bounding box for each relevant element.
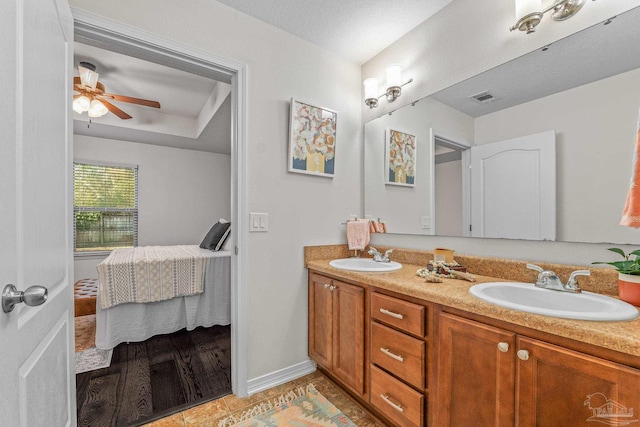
[288,98,337,177]
[385,128,416,186]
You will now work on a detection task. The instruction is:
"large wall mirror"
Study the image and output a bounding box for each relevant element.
[364,6,640,244]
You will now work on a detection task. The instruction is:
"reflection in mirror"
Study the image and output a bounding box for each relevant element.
[364,6,640,244]
[364,98,472,235]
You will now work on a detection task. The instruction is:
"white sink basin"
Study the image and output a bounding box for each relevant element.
[469,282,639,321]
[329,258,402,272]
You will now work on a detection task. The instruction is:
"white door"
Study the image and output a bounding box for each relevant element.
[470,130,556,240]
[0,1,75,426]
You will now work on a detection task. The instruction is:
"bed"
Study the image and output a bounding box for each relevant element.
[95,245,231,350]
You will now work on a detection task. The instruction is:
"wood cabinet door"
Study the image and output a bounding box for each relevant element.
[437,314,516,427]
[309,274,333,369]
[516,336,640,427]
[332,280,365,395]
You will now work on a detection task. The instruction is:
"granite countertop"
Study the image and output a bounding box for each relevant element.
[305,254,640,359]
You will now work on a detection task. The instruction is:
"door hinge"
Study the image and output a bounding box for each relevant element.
[235,246,238,255]
[469,224,472,232]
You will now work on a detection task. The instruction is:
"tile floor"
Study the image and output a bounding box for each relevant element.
[143,370,386,426]
[74,316,386,426]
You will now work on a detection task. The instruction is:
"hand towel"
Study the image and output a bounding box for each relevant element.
[368,219,387,234]
[347,219,370,250]
[621,110,640,227]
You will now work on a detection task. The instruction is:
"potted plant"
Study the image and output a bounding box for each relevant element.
[593,248,640,306]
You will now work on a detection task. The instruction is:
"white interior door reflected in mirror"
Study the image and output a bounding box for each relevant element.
[470,130,556,240]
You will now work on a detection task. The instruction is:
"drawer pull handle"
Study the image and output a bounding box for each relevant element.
[379,308,404,319]
[380,347,404,362]
[381,394,404,413]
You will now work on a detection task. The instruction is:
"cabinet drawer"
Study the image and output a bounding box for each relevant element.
[371,322,425,389]
[371,293,425,337]
[371,365,424,427]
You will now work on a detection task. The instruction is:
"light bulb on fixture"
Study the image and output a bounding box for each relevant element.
[511,0,586,34]
[88,99,108,118]
[73,95,91,114]
[363,78,379,109]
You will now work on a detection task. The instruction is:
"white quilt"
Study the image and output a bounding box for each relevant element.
[95,248,231,350]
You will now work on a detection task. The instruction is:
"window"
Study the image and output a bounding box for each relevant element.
[74,162,138,253]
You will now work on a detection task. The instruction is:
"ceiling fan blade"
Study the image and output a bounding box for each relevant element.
[99,99,133,120]
[101,93,161,108]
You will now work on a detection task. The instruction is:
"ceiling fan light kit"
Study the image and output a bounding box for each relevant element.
[72,62,161,120]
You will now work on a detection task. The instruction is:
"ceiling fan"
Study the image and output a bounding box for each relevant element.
[72,61,161,120]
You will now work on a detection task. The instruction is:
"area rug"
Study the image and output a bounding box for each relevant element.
[218,384,356,427]
[75,347,113,374]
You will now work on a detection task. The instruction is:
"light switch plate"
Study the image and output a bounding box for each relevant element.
[250,212,269,232]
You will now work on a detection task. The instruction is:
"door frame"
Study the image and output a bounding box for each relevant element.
[430,129,472,237]
[72,9,249,396]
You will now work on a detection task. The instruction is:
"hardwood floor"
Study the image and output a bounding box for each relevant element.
[76,325,231,427]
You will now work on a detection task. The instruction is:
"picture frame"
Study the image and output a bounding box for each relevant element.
[288,98,337,178]
[385,128,417,186]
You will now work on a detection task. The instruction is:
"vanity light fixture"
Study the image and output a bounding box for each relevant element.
[363,78,380,109]
[511,0,587,34]
[363,65,413,109]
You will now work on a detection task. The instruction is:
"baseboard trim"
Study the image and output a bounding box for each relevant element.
[247,359,317,395]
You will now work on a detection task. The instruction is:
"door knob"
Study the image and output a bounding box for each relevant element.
[2,284,48,313]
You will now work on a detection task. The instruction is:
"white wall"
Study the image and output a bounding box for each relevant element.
[364,0,640,267]
[73,135,231,279]
[435,159,463,236]
[69,0,362,380]
[475,68,640,244]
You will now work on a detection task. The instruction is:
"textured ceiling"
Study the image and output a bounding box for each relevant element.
[217,0,453,63]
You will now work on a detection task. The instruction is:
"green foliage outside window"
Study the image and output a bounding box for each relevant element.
[74,163,138,252]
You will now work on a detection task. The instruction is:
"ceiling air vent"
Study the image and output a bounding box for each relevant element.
[470,91,497,104]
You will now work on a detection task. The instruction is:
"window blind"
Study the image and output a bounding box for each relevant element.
[73,162,138,252]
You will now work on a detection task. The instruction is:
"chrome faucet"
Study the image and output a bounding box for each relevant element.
[526,264,590,293]
[369,247,393,263]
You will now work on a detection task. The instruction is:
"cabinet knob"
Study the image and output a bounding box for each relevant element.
[329,285,336,291]
[497,342,510,353]
[517,349,530,361]
[323,283,330,289]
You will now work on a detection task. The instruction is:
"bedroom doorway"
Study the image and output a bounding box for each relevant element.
[72,6,248,415]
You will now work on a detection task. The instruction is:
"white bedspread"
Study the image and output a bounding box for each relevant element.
[97,245,208,309]
[95,248,231,350]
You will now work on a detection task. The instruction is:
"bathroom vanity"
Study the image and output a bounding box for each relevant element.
[305,245,640,427]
